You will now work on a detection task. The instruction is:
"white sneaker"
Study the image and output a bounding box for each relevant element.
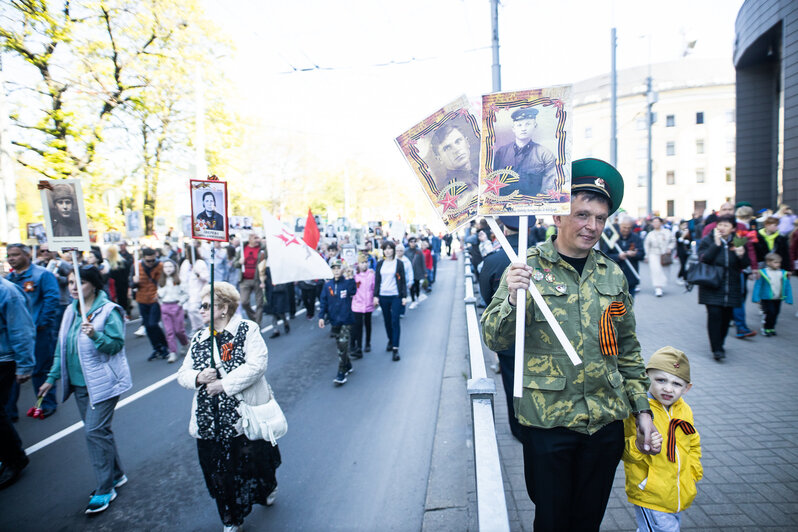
[409,302,418,310]
[266,486,278,506]
[655,288,663,297]
[222,526,240,532]
[134,325,146,337]
[167,352,178,363]
[675,279,685,286]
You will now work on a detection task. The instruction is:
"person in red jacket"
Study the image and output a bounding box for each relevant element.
[421,238,433,293]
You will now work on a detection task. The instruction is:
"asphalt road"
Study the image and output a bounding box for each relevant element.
[1,260,456,532]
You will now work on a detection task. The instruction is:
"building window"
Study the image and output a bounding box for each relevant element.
[727,137,735,153]
[636,143,647,159]
[637,175,646,187]
[696,139,705,154]
[666,141,675,156]
[726,110,735,123]
[694,200,706,215]
[636,118,647,130]
[725,166,734,182]
[696,112,704,124]
[666,115,675,127]
[585,127,592,138]
[667,200,675,217]
[696,169,705,183]
[666,171,675,185]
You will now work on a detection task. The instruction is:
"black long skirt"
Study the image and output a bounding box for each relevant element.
[197,435,281,526]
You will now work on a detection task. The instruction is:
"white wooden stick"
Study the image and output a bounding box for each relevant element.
[513,217,528,398]
[486,217,582,374]
[70,250,88,323]
[133,246,140,277]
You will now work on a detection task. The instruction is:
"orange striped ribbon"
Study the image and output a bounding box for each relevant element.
[599,301,626,356]
[667,418,696,462]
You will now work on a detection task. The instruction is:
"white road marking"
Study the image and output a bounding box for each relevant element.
[25,372,179,455]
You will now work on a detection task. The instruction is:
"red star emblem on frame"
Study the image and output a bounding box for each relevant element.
[438,191,459,213]
[484,176,509,196]
[275,228,302,247]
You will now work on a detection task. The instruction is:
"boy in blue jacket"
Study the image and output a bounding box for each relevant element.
[752,252,794,336]
[319,260,358,385]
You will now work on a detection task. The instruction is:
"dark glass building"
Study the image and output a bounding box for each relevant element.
[734,0,798,209]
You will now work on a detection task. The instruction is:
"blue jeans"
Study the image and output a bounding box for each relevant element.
[379,295,402,348]
[733,273,750,333]
[72,386,124,495]
[138,302,168,353]
[5,327,57,418]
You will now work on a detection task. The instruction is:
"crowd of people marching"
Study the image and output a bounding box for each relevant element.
[468,201,796,365]
[0,225,451,530]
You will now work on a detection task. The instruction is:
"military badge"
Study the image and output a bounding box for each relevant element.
[24,281,35,292]
[555,284,567,294]
[533,270,544,282]
[545,273,555,283]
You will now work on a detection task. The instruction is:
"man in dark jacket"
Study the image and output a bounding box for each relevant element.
[319,260,357,385]
[600,216,645,297]
[404,237,426,303]
[477,215,535,441]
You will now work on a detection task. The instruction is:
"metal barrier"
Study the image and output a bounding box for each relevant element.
[464,252,511,531]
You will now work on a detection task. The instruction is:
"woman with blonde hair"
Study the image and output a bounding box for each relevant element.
[177,282,280,532]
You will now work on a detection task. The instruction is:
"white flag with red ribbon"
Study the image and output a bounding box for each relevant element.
[262,211,332,284]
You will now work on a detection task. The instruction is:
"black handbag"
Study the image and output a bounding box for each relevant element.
[686,261,723,289]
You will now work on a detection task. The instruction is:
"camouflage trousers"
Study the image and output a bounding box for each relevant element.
[331,324,351,372]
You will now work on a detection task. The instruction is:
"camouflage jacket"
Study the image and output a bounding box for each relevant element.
[480,239,650,435]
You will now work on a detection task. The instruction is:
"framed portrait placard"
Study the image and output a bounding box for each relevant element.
[26,222,47,245]
[39,178,91,251]
[395,95,480,233]
[190,178,228,242]
[125,210,143,240]
[479,85,573,216]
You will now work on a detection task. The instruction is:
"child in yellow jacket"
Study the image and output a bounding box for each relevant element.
[623,346,703,531]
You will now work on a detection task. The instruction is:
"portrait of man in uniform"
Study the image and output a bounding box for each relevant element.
[429,121,479,192]
[492,107,557,197]
[48,183,82,237]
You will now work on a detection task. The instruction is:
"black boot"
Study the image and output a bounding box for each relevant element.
[392,347,400,361]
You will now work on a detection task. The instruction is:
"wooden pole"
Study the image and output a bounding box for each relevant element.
[70,250,87,323]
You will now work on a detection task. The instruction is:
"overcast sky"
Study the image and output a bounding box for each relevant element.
[205,0,744,175]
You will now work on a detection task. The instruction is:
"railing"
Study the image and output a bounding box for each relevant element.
[464,251,510,531]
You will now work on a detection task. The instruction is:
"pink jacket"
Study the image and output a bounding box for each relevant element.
[352,269,375,313]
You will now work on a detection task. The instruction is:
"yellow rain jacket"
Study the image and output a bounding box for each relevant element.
[622,396,703,514]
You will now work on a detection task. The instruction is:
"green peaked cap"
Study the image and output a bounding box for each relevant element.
[571,158,624,215]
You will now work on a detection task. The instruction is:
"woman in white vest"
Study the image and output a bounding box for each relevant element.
[38,265,131,515]
[177,282,281,532]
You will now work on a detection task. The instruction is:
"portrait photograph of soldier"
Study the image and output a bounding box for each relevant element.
[39,178,91,251]
[190,179,228,241]
[395,95,480,233]
[480,86,573,216]
[26,223,47,244]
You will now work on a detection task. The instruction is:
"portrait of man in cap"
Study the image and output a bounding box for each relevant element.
[492,107,557,197]
[428,120,479,192]
[48,183,82,237]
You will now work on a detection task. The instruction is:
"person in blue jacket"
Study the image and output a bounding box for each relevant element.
[4,243,60,420]
[0,277,36,489]
[319,260,357,385]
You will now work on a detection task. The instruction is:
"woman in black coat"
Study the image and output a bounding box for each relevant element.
[696,215,750,361]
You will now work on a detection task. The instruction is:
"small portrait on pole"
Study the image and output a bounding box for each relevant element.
[125,210,143,240]
[190,178,228,241]
[479,85,573,216]
[26,223,47,245]
[395,95,480,233]
[39,179,91,251]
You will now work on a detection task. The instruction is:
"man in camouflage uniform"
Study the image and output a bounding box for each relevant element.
[481,158,657,531]
[318,260,357,385]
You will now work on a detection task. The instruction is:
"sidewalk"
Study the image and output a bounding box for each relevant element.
[482,266,798,530]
